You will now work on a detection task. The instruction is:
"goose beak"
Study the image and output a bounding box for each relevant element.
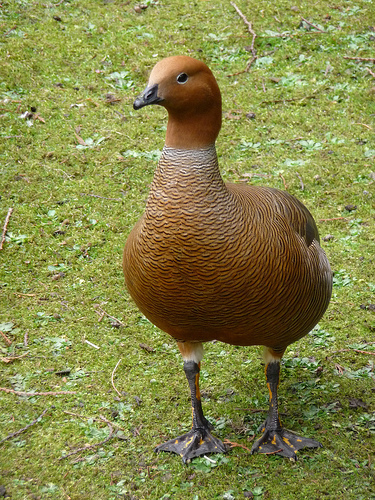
[133,83,163,110]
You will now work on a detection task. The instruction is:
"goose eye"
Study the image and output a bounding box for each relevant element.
[176,73,189,84]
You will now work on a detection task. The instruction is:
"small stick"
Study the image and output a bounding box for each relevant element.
[335,363,345,375]
[58,415,114,460]
[0,208,14,250]
[111,359,122,398]
[84,339,100,349]
[24,332,28,347]
[3,26,17,37]
[1,352,29,364]
[84,98,100,107]
[331,348,375,356]
[234,408,268,413]
[34,114,46,123]
[261,94,317,105]
[63,411,126,431]
[366,67,375,79]
[354,123,373,130]
[224,439,254,451]
[264,448,283,455]
[279,173,288,190]
[0,387,76,396]
[262,77,266,93]
[301,17,325,33]
[94,305,125,327]
[14,292,36,297]
[350,349,375,356]
[0,330,12,346]
[344,56,375,62]
[295,172,304,190]
[230,2,257,73]
[0,407,50,445]
[318,217,348,222]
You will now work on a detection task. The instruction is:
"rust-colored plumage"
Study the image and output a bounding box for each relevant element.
[123,56,332,462]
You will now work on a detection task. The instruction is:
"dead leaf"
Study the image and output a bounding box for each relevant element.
[348,397,368,410]
[75,132,87,146]
[139,343,155,352]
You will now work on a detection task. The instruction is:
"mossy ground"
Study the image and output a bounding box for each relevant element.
[0,0,374,498]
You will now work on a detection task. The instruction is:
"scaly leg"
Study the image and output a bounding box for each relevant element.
[155,342,226,463]
[251,350,322,460]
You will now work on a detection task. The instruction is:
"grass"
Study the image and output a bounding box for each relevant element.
[0,0,374,498]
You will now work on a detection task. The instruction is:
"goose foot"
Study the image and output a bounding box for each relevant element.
[250,426,322,460]
[155,428,227,463]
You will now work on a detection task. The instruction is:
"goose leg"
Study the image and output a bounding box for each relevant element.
[251,357,322,460]
[155,358,226,463]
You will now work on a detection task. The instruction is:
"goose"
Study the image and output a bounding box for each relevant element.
[123,55,332,462]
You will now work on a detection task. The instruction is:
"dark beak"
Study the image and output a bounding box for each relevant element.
[133,84,163,110]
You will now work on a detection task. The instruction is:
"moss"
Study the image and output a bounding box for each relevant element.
[0,0,374,498]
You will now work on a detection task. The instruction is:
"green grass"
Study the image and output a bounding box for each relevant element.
[1,0,374,498]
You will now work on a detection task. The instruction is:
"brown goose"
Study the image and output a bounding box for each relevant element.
[123,55,332,462]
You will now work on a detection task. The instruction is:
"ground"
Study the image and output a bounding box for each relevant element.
[0,0,374,499]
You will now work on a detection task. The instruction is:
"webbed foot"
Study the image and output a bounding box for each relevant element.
[250,359,323,460]
[155,427,227,463]
[251,426,322,460]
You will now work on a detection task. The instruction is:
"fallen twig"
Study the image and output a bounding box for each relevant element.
[63,411,126,431]
[0,330,12,346]
[279,173,288,190]
[229,2,257,75]
[331,348,375,356]
[0,387,76,396]
[34,113,46,124]
[1,352,29,364]
[318,217,348,222]
[0,407,50,445]
[262,77,266,93]
[261,94,317,105]
[94,305,125,327]
[84,339,100,349]
[354,122,373,130]
[0,208,14,250]
[264,448,283,455]
[350,349,375,356]
[334,363,345,375]
[84,98,100,107]
[301,17,325,33]
[3,26,17,37]
[58,415,114,460]
[224,438,254,452]
[111,359,122,398]
[344,56,375,62]
[295,172,304,190]
[365,67,375,79]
